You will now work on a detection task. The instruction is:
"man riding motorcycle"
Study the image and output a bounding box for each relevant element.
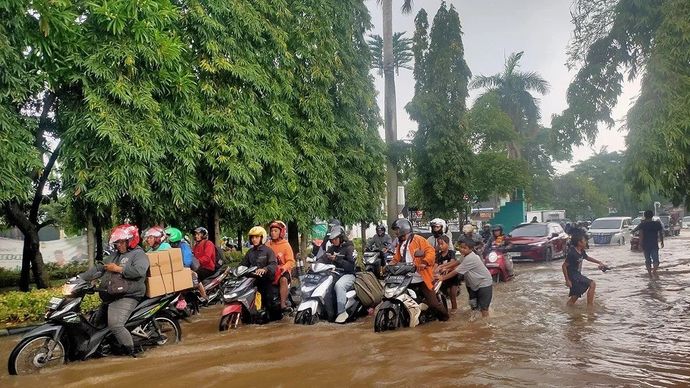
[485,224,507,252]
[390,219,449,321]
[318,225,356,323]
[428,218,454,251]
[78,224,149,357]
[192,227,217,282]
[367,224,393,252]
[461,224,484,253]
[240,226,281,321]
[144,226,170,252]
[480,223,492,244]
[265,220,296,312]
[166,227,207,301]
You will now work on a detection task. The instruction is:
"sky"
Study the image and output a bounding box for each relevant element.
[365,0,640,174]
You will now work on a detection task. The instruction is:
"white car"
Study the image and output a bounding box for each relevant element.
[683,216,690,229]
[589,217,632,245]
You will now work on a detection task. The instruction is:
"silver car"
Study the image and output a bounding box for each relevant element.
[589,217,632,245]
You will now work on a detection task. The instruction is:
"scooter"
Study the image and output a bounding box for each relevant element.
[218,266,282,330]
[180,265,233,316]
[374,264,448,332]
[483,248,514,283]
[294,258,364,325]
[8,277,182,375]
[363,249,393,280]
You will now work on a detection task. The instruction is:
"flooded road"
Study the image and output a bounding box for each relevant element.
[2,235,689,387]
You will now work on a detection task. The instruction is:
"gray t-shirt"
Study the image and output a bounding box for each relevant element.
[455,251,493,291]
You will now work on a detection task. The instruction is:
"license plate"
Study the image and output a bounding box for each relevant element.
[304,274,321,282]
[46,297,63,310]
[386,275,406,284]
[506,252,519,258]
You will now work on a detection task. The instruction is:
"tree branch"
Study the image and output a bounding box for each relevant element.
[29,140,62,223]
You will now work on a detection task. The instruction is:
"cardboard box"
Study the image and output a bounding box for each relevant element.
[172,268,194,291]
[168,248,184,273]
[146,274,174,297]
[147,251,172,276]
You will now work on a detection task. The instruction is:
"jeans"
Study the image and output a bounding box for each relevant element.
[334,274,355,315]
[107,297,139,348]
[644,247,660,268]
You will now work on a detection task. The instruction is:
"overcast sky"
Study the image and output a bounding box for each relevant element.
[365,0,640,174]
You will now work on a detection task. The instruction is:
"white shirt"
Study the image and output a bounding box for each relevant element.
[400,239,423,283]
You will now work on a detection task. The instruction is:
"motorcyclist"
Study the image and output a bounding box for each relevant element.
[240,226,281,321]
[265,220,295,312]
[318,225,356,323]
[390,218,449,321]
[315,218,341,260]
[166,227,208,302]
[192,227,217,282]
[78,224,149,357]
[480,223,492,243]
[485,224,507,252]
[366,224,393,275]
[461,224,484,253]
[144,226,171,252]
[427,218,453,251]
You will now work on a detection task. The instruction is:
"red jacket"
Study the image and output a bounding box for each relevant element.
[193,240,216,271]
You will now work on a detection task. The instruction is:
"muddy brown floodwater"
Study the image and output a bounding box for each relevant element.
[1,236,689,387]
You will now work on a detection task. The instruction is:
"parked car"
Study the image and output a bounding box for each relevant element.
[503,222,569,262]
[589,217,632,245]
[683,216,690,229]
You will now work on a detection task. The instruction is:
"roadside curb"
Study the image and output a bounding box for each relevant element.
[0,326,36,337]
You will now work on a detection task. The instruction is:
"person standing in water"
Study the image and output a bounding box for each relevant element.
[562,231,608,307]
[632,210,664,278]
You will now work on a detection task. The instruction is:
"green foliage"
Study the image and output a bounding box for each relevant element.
[551,174,609,221]
[0,288,100,326]
[406,3,473,218]
[368,32,414,76]
[0,262,89,289]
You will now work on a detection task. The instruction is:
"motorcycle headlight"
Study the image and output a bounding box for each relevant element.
[223,292,239,301]
[488,252,498,263]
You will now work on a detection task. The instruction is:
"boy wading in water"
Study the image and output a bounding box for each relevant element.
[632,210,664,278]
[562,232,608,307]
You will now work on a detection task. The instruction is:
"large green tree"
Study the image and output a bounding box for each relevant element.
[406,3,473,218]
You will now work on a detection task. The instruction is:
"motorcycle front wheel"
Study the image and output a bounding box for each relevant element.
[219,312,241,331]
[153,316,182,345]
[8,335,65,375]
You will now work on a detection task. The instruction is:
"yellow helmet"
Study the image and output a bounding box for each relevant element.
[248,226,267,243]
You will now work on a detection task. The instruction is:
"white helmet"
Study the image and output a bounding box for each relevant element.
[430,218,448,236]
[462,224,474,234]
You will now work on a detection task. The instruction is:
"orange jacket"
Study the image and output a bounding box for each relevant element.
[266,238,295,271]
[391,234,436,290]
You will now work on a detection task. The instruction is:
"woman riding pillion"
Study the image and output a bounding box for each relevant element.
[144,226,170,252]
[265,220,296,313]
[78,224,149,357]
[240,226,282,321]
[390,219,450,321]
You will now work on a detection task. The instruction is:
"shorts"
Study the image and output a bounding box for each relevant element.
[273,267,292,285]
[442,275,460,289]
[643,248,660,268]
[467,285,492,311]
[568,273,592,298]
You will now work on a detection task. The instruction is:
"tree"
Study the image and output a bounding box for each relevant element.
[368,32,413,76]
[406,3,473,218]
[551,174,608,221]
[379,0,414,227]
[555,0,689,205]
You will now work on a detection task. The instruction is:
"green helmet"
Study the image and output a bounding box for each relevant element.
[165,227,183,243]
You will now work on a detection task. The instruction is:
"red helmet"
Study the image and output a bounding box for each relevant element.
[269,220,287,240]
[144,226,165,245]
[108,224,140,249]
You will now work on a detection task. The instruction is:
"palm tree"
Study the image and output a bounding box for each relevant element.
[471,51,549,159]
[368,32,414,77]
[378,0,413,226]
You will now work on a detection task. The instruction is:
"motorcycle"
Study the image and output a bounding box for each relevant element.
[180,265,233,316]
[8,277,182,375]
[218,266,282,330]
[363,249,393,280]
[294,258,364,325]
[483,248,514,283]
[374,264,448,332]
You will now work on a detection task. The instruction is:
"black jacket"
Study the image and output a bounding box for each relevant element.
[320,240,356,274]
[240,245,277,280]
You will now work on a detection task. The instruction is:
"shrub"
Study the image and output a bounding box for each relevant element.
[0,261,89,289]
[0,287,100,326]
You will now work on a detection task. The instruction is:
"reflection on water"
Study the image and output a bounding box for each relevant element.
[1,237,689,387]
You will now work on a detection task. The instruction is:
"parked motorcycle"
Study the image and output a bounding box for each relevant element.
[294,258,364,325]
[8,277,182,375]
[483,248,514,283]
[374,264,448,332]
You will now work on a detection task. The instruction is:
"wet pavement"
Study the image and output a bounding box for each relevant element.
[1,235,689,387]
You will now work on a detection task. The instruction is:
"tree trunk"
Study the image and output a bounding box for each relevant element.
[287,221,299,256]
[87,215,95,268]
[94,215,104,263]
[383,0,399,227]
[4,202,50,290]
[213,207,221,245]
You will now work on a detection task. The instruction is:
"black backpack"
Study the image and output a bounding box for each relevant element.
[213,243,224,271]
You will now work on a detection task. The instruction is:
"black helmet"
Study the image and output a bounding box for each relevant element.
[328,218,341,228]
[391,219,412,235]
[491,224,503,233]
[194,227,208,237]
[376,224,386,233]
[328,225,346,241]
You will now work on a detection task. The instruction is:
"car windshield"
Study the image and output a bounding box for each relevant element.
[631,218,641,226]
[510,224,548,237]
[590,219,623,229]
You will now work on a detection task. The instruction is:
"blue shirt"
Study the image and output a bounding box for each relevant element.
[180,241,194,267]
